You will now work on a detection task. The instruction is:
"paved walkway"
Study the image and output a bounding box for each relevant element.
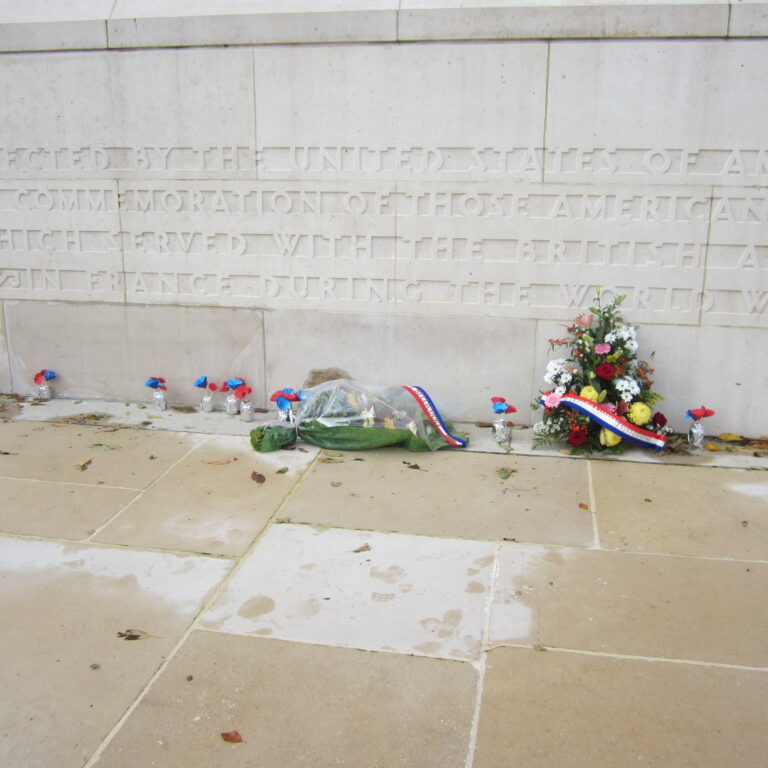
[1,399,767,767]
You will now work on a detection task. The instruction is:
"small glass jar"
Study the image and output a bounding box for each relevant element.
[688,420,705,448]
[152,389,167,411]
[277,407,292,423]
[492,417,512,450]
[240,401,254,422]
[200,393,214,413]
[224,392,239,416]
[37,383,52,401]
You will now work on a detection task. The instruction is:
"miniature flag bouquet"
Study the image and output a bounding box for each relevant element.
[533,287,670,453]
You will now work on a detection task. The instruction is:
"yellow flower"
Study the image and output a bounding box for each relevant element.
[580,386,599,402]
[383,417,395,430]
[599,429,622,447]
[628,402,652,426]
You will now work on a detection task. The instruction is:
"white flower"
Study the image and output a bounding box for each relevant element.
[614,376,641,402]
[554,386,566,396]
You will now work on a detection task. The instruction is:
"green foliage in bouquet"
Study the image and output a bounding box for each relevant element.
[532,287,670,454]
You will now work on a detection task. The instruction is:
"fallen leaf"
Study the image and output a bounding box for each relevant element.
[719,432,746,443]
[742,520,749,528]
[578,502,589,510]
[496,467,517,479]
[74,400,83,404]
[532,644,548,652]
[76,458,92,472]
[475,422,493,428]
[559,449,572,455]
[205,459,232,466]
[147,414,161,419]
[171,405,197,413]
[139,421,151,427]
[403,461,425,471]
[186,675,194,682]
[0,450,19,455]
[353,458,366,462]
[353,543,371,553]
[275,517,291,524]
[281,445,296,451]
[136,404,146,409]
[644,498,652,503]
[251,471,266,484]
[323,450,343,458]
[117,628,147,641]
[221,731,244,744]
[90,663,100,670]
[149,454,157,460]
[704,443,720,452]
[91,443,119,450]
[276,467,289,474]
[331,481,342,488]
[319,457,343,464]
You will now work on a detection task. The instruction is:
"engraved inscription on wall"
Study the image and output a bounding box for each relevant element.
[1,173,766,325]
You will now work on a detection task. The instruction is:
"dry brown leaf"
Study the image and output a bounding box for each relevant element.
[220,730,244,743]
[0,450,19,455]
[578,502,589,510]
[353,543,371,553]
[204,459,232,466]
[319,457,343,464]
[403,461,425,471]
[704,443,720,452]
[251,471,265,484]
[76,458,92,471]
[719,432,746,443]
[475,422,493,428]
[147,414,161,419]
[276,467,289,474]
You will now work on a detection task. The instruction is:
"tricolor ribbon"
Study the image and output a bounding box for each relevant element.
[401,385,467,448]
[545,394,667,452]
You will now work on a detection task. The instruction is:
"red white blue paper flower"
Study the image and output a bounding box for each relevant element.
[270,388,299,411]
[145,377,167,391]
[34,369,57,385]
[491,397,517,415]
[194,376,218,391]
[686,406,715,421]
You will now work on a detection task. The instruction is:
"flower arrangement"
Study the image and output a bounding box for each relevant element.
[532,288,669,453]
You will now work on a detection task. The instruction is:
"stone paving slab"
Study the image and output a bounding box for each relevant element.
[95,630,476,768]
[280,449,594,546]
[473,647,768,768]
[592,460,768,559]
[0,536,232,768]
[0,476,137,540]
[489,544,768,667]
[93,436,318,556]
[201,523,496,660]
[0,419,203,488]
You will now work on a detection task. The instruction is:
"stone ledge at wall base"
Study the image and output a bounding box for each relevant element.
[1,0,767,52]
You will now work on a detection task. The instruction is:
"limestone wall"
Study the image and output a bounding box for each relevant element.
[1,1,766,432]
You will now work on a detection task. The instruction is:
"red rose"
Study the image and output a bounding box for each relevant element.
[595,363,615,379]
[652,412,667,427]
[617,401,629,416]
[568,427,588,446]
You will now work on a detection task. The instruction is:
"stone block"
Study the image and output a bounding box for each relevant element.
[399,0,728,41]
[703,186,768,328]
[0,181,123,303]
[0,49,254,179]
[545,40,768,186]
[0,302,10,390]
[109,0,398,47]
[253,42,548,182]
[0,0,110,52]
[263,309,538,423]
[730,0,768,36]
[4,301,266,405]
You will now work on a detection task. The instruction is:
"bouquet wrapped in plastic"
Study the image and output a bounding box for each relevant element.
[250,380,468,452]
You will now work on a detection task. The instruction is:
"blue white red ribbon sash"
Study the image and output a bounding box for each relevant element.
[402,385,467,447]
[545,394,667,452]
